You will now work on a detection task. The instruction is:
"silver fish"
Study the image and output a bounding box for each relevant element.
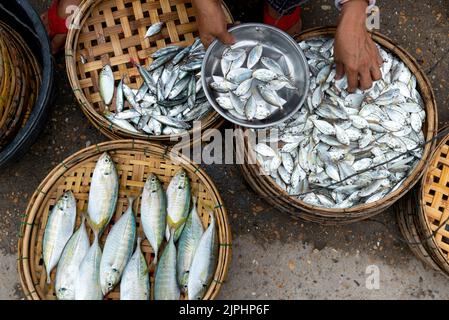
[99,65,115,105]
[43,191,77,284]
[141,173,167,264]
[187,211,217,300]
[100,197,136,295]
[87,152,119,234]
[166,169,191,231]
[55,217,89,300]
[120,238,150,300]
[247,44,263,69]
[154,232,180,300]
[75,234,103,300]
[145,22,164,38]
[177,198,204,292]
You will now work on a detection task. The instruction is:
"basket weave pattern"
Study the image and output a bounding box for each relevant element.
[422,139,449,259]
[18,140,231,300]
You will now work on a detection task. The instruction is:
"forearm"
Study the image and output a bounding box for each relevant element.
[339,0,368,26]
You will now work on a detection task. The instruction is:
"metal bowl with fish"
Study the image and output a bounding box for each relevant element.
[202,23,310,128]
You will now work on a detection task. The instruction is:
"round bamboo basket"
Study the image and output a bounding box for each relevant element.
[394,188,442,272]
[18,140,232,300]
[65,0,232,146]
[418,131,449,275]
[0,21,42,149]
[237,26,438,225]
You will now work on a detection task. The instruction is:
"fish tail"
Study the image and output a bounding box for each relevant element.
[167,215,187,230]
[46,272,52,284]
[83,212,100,237]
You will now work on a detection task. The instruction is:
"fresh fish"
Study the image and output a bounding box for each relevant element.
[55,217,89,300]
[100,197,136,295]
[116,77,124,112]
[247,44,263,69]
[145,22,164,38]
[188,211,218,300]
[166,169,191,231]
[226,68,253,84]
[99,65,115,105]
[104,111,141,133]
[250,37,425,208]
[141,173,167,264]
[261,57,284,76]
[43,191,77,284]
[154,232,180,300]
[87,152,119,234]
[120,238,150,300]
[177,198,204,292]
[74,233,103,300]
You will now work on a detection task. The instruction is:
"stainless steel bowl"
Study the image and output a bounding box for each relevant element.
[202,23,310,129]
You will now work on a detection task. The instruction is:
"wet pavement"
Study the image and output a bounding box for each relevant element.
[0,0,448,300]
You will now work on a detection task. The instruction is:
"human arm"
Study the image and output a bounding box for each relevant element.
[192,0,235,48]
[334,0,383,92]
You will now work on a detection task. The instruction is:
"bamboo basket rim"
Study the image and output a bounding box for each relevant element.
[0,20,42,148]
[237,26,438,219]
[65,0,233,143]
[18,139,232,300]
[394,188,443,273]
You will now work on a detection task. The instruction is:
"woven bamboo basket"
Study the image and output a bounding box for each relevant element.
[418,131,449,275]
[237,26,438,225]
[0,20,42,148]
[394,188,442,272]
[65,0,232,146]
[18,140,231,300]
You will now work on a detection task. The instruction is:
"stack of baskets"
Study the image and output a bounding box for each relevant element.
[395,130,449,277]
[237,27,438,225]
[18,140,232,300]
[65,0,233,145]
[0,21,41,150]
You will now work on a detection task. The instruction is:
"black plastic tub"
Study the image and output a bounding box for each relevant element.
[0,0,54,168]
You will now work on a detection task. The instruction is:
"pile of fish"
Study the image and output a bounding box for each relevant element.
[98,35,213,136]
[210,42,297,121]
[43,152,218,300]
[252,37,426,209]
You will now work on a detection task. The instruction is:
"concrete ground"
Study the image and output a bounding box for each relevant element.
[0,0,448,300]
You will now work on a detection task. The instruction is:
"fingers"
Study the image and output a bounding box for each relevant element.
[346,66,359,93]
[200,34,214,49]
[217,30,235,46]
[370,65,382,81]
[335,62,345,80]
[359,68,373,90]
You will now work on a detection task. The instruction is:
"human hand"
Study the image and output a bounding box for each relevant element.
[334,0,383,92]
[192,0,235,48]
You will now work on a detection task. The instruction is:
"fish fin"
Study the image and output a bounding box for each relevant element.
[46,272,52,284]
